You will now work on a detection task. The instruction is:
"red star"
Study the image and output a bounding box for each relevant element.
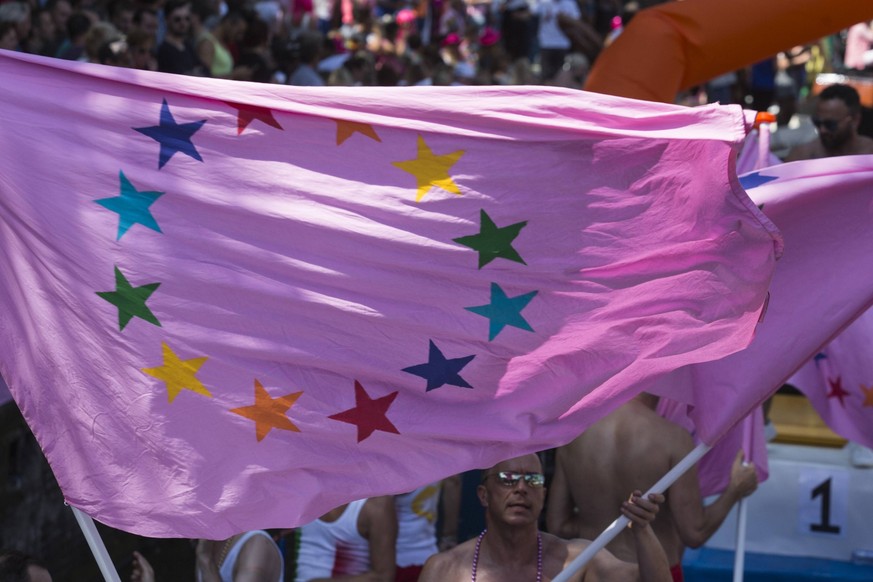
[826,376,850,407]
[329,381,400,442]
[227,102,283,135]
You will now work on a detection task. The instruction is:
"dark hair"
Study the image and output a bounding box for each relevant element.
[65,10,91,38]
[163,0,191,18]
[0,550,49,582]
[820,83,861,115]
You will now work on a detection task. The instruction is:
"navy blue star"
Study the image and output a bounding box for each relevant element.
[402,340,475,391]
[814,352,828,367]
[466,283,538,340]
[134,99,206,169]
[739,172,778,190]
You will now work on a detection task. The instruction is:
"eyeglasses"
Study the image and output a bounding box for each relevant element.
[811,117,847,132]
[484,471,545,488]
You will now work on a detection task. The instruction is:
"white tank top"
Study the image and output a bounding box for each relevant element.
[198,530,284,582]
[295,499,370,581]
[395,483,440,567]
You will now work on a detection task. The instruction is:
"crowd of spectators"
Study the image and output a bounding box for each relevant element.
[0,0,662,88]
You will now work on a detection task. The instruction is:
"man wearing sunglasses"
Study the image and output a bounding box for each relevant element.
[784,83,873,162]
[418,453,672,581]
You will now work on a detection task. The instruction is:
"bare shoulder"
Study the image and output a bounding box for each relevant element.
[419,538,475,582]
[857,135,873,153]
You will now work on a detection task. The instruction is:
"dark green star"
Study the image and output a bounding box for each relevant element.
[96,266,162,331]
[453,210,527,269]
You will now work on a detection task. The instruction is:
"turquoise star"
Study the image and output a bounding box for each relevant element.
[134,99,206,169]
[95,171,164,240]
[466,283,538,340]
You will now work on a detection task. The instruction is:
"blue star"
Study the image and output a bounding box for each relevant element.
[95,171,164,240]
[814,352,828,367]
[402,340,475,392]
[466,283,537,340]
[739,172,778,190]
[134,99,206,169]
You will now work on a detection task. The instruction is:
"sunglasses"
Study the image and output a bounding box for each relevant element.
[810,117,846,132]
[485,471,545,488]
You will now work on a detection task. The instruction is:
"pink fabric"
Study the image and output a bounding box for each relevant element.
[0,51,778,538]
[844,22,873,71]
[736,125,781,175]
[788,307,873,448]
[648,156,873,448]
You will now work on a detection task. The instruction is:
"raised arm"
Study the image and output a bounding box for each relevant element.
[669,449,758,549]
[439,475,462,550]
[545,448,582,539]
[587,492,671,582]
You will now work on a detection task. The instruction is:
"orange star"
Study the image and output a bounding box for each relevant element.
[230,379,302,442]
[335,120,381,145]
[861,384,873,408]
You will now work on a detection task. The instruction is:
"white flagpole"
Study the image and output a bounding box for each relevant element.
[69,504,122,582]
[552,443,711,582]
[732,497,749,582]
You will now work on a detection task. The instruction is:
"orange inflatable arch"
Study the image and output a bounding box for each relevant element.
[584,0,873,103]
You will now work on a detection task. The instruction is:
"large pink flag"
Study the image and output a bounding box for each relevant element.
[788,307,873,449]
[0,51,778,538]
[648,156,873,451]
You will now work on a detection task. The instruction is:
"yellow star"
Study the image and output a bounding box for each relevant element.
[392,135,465,202]
[335,119,381,145]
[142,342,211,402]
[230,379,302,442]
[861,384,873,407]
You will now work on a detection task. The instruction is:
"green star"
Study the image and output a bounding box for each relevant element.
[96,266,162,331]
[453,210,527,269]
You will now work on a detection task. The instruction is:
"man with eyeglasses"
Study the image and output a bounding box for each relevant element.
[157,0,204,75]
[784,83,873,162]
[418,453,672,581]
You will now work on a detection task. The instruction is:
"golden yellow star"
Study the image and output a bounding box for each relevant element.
[335,120,381,145]
[392,135,465,202]
[142,342,211,402]
[861,384,873,407]
[230,379,302,442]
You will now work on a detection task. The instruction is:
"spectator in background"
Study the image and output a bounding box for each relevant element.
[132,6,160,43]
[0,21,18,51]
[127,27,158,69]
[56,10,93,60]
[785,83,873,160]
[108,0,136,34]
[844,20,873,72]
[0,550,53,582]
[157,0,205,75]
[288,30,325,85]
[0,2,31,51]
[535,0,580,83]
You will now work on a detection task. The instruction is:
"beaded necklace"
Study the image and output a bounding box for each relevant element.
[471,529,543,582]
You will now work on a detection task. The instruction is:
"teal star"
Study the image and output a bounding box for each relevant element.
[466,283,537,340]
[95,171,164,240]
[96,266,162,331]
[453,210,527,269]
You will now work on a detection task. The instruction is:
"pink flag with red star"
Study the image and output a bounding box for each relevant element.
[0,51,778,537]
[788,307,873,449]
[646,156,873,452]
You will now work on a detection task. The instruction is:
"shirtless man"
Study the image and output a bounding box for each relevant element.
[784,83,873,161]
[419,453,672,582]
[546,393,758,582]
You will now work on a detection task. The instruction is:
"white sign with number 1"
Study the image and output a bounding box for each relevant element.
[797,468,848,538]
